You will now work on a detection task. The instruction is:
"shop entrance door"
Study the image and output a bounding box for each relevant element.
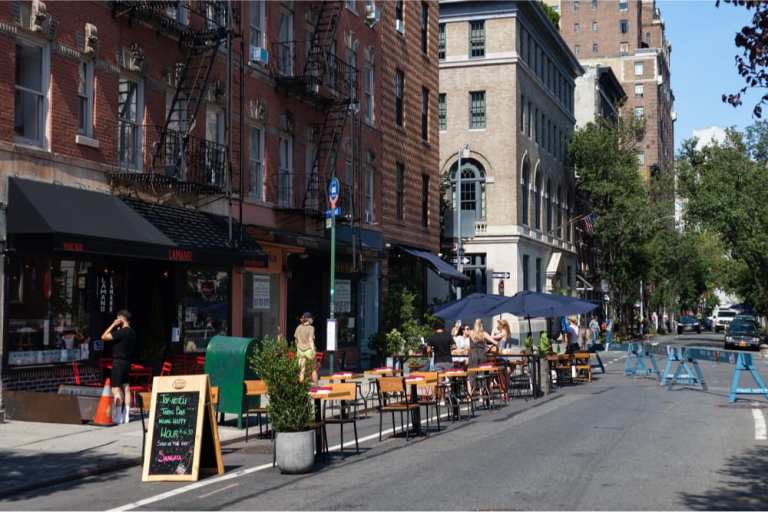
[125,261,175,369]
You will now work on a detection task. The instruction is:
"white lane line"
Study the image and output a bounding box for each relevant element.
[106,407,461,512]
[753,408,767,441]
[197,482,239,499]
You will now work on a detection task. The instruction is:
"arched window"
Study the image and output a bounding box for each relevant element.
[521,159,530,226]
[545,178,553,233]
[533,169,542,230]
[450,159,486,220]
[556,185,563,238]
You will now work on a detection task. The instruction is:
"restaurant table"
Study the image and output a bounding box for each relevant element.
[325,373,368,418]
[438,370,472,420]
[496,354,542,397]
[309,387,349,460]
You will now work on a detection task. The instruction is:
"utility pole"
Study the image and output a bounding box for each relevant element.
[328,176,340,373]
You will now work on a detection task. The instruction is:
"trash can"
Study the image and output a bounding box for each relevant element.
[204,335,259,429]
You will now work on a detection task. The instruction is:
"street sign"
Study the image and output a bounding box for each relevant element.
[324,207,341,218]
[491,272,510,279]
[327,177,340,206]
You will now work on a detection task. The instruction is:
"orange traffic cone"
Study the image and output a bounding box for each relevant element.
[92,378,116,426]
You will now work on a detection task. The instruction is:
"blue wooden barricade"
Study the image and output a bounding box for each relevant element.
[729,352,768,403]
[624,342,660,380]
[661,346,707,390]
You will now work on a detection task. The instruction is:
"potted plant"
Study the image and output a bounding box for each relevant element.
[538,332,553,355]
[250,336,315,474]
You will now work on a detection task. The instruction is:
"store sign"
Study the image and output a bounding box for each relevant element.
[169,249,193,262]
[97,275,115,313]
[62,241,85,252]
[252,275,271,310]
[334,279,352,314]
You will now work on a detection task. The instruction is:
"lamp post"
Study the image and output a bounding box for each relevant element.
[455,144,470,299]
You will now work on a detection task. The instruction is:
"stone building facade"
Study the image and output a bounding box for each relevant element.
[437,0,582,338]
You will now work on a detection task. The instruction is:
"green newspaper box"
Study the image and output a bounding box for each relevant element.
[204,335,258,429]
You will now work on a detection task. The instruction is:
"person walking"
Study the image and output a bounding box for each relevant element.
[589,316,600,348]
[100,310,136,424]
[604,317,614,351]
[294,312,317,383]
[427,318,454,372]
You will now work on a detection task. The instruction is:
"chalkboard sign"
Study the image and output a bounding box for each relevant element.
[142,375,223,482]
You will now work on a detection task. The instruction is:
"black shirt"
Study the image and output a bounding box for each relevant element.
[111,326,136,361]
[427,331,453,363]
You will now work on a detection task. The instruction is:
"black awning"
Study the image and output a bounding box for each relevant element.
[121,198,267,267]
[7,178,175,259]
[399,246,470,282]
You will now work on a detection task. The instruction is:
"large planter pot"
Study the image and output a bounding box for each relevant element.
[275,429,316,474]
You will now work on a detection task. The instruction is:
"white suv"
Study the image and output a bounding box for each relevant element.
[713,308,737,333]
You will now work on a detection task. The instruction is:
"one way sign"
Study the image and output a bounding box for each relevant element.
[491,272,510,279]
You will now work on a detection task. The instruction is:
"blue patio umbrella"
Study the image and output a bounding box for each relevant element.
[433,293,511,322]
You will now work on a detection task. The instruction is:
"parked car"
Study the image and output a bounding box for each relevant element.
[677,315,701,335]
[713,308,738,333]
[724,321,762,351]
[734,314,758,327]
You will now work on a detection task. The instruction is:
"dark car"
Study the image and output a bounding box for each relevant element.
[725,321,762,351]
[677,315,701,335]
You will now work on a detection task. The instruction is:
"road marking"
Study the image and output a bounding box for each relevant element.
[753,408,767,441]
[197,482,239,499]
[105,407,463,512]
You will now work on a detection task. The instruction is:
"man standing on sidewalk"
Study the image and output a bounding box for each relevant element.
[427,318,454,372]
[101,310,136,424]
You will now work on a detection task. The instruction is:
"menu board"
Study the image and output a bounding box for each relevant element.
[142,375,223,482]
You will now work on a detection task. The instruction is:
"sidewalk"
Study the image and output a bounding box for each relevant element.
[0,417,250,498]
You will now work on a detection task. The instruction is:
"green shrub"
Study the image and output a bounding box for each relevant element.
[538,332,552,355]
[249,336,312,433]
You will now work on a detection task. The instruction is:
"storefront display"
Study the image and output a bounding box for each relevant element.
[182,269,230,353]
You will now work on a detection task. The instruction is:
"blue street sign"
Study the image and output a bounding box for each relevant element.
[328,177,340,204]
[324,207,341,218]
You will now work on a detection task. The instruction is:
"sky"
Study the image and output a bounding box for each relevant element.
[659,0,756,151]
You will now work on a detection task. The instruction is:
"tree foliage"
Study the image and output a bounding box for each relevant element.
[539,1,560,29]
[678,125,768,314]
[718,0,768,118]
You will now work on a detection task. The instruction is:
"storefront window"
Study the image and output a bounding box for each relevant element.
[7,256,96,366]
[334,278,356,348]
[182,269,229,353]
[243,272,281,340]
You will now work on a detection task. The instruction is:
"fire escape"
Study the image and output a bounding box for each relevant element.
[270,1,359,220]
[109,1,240,197]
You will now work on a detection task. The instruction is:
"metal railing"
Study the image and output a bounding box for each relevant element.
[270,41,358,102]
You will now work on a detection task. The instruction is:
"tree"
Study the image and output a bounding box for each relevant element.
[718,0,768,117]
[678,124,768,314]
[539,2,560,29]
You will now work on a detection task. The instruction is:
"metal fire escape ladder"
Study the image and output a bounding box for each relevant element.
[303,2,342,83]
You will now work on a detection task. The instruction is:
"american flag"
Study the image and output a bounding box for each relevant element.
[582,212,597,235]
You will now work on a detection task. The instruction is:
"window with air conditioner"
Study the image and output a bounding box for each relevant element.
[249,1,267,65]
[15,40,49,148]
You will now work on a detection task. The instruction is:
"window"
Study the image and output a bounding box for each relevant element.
[521,161,530,226]
[527,33,532,64]
[535,258,542,292]
[527,100,532,137]
[364,55,374,124]
[469,20,485,58]
[346,41,358,101]
[206,1,227,29]
[567,265,572,289]
[278,136,293,207]
[439,23,446,60]
[77,60,94,137]
[556,186,563,238]
[565,192,572,241]
[634,62,644,75]
[420,3,429,54]
[534,172,542,230]
[15,41,48,147]
[592,0,598,9]
[635,84,644,97]
[205,108,225,183]
[619,0,628,11]
[394,69,404,127]
[452,161,486,221]
[249,1,265,49]
[575,44,581,56]
[395,162,405,220]
[592,21,598,32]
[619,19,629,34]
[277,12,293,76]
[469,91,486,129]
[634,106,644,119]
[248,127,264,201]
[520,27,526,63]
[395,0,404,33]
[637,152,645,165]
[620,42,629,55]
[574,0,580,10]
[519,94,525,133]
[365,165,375,223]
[592,42,599,53]
[118,78,142,169]
[166,1,189,25]
[421,174,429,227]
[534,107,539,143]
[522,255,530,291]
[421,87,429,141]
[574,23,580,33]
[439,93,447,130]
[546,179,552,232]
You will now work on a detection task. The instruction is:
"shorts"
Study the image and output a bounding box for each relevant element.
[111,359,130,388]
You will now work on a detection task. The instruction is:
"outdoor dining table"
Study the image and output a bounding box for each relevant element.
[325,373,368,418]
[496,353,542,397]
[404,375,425,436]
[467,365,504,408]
[438,369,471,420]
[309,386,349,459]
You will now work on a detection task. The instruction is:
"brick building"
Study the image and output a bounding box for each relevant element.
[436,0,582,339]
[546,0,675,179]
[0,0,441,396]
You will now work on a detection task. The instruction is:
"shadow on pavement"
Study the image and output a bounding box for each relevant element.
[0,448,138,501]
[679,446,768,510]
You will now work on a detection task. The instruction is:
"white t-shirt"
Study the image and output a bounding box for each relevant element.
[568,324,579,344]
[454,335,470,351]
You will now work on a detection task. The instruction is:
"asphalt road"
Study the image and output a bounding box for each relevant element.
[4,337,768,511]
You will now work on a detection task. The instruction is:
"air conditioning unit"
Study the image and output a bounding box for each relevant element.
[84,22,98,57]
[249,45,269,65]
[364,4,380,26]
[656,75,663,85]
[395,19,404,33]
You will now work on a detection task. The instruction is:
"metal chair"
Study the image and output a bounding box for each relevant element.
[323,383,359,453]
[243,380,270,442]
[376,376,419,441]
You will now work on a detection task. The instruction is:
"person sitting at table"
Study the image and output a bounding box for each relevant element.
[294,312,318,383]
[453,324,471,366]
[468,319,495,393]
[427,318,454,372]
[491,319,513,351]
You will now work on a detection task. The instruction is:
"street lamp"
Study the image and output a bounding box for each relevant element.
[456,144,470,299]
